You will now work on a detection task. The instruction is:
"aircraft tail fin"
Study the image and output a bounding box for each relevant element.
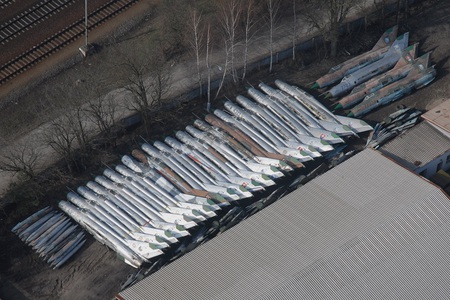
[405,62,423,78]
[386,32,409,54]
[394,43,418,69]
[404,52,432,75]
[372,25,398,51]
[416,51,432,68]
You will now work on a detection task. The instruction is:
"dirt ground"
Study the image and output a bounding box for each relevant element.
[1,0,449,299]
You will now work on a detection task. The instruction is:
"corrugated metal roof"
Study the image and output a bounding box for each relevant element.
[118,149,450,299]
[379,121,450,170]
[263,190,450,299]
[422,99,450,133]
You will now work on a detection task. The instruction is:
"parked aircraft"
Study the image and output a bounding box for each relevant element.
[348,59,436,117]
[223,101,320,159]
[191,119,292,174]
[234,95,336,150]
[257,83,351,140]
[58,201,149,268]
[312,26,399,89]
[335,44,421,109]
[275,80,373,133]
[177,129,285,186]
[325,32,410,98]
[131,149,233,204]
[204,114,305,169]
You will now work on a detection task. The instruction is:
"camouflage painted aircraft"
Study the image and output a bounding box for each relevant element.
[348,58,436,117]
[335,44,421,109]
[312,26,399,89]
[325,32,410,98]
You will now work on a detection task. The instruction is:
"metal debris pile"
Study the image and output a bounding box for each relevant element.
[365,106,422,149]
[55,80,372,269]
[11,206,86,269]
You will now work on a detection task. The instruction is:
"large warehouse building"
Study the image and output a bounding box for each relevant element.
[117,148,450,299]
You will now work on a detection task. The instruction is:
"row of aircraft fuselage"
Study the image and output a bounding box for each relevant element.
[12,206,85,269]
[312,25,436,117]
[55,80,373,268]
[14,26,436,270]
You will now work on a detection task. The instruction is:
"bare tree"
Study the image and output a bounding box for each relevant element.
[41,112,79,173]
[147,60,172,111]
[241,0,259,81]
[0,138,43,179]
[71,102,91,153]
[218,0,242,84]
[265,0,281,73]
[373,0,388,29]
[84,92,119,136]
[119,45,172,132]
[40,81,94,173]
[122,56,152,115]
[205,23,212,111]
[396,0,409,26]
[215,40,231,99]
[63,67,122,148]
[188,8,205,97]
[158,0,190,58]
[292,0,298,61]
[304,0,364,58]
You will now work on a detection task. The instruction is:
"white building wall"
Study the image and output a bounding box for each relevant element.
[415,151,450,178]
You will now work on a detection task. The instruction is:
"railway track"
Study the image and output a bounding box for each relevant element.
[0,0,75,45]
[0,0,16,10]
[0,0,139,86]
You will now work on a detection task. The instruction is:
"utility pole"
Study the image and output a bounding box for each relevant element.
[79,0,93,57]
[85,0,88,47]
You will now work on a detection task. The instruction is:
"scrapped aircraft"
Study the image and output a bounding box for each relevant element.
[17,45,380,270]
[131,148,231,205]
[204,114,305,169]
[11,207,87,269]
[59,200,157,268]
[335,44,420,109]
[67,191,175,247]
[275,80,373,133]
[142,142,253,201]
[164,136,266,192]
[234,94,336,150]
[257,83,349,141]
[184,122,290,177]
[325,32,410,98]
[12,206,53,234]
[213,109,315,162]
[223,101,321,159]
[348,59,436,117]
[312,26,399,89]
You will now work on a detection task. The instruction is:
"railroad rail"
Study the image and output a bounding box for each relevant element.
[0,0,139,86]
[0,0,75,45]
[0,0,16,10]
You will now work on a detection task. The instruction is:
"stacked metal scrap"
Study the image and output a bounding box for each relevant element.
[57,80,372,269]
[11,206,85,269]
[365,107,422,149]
